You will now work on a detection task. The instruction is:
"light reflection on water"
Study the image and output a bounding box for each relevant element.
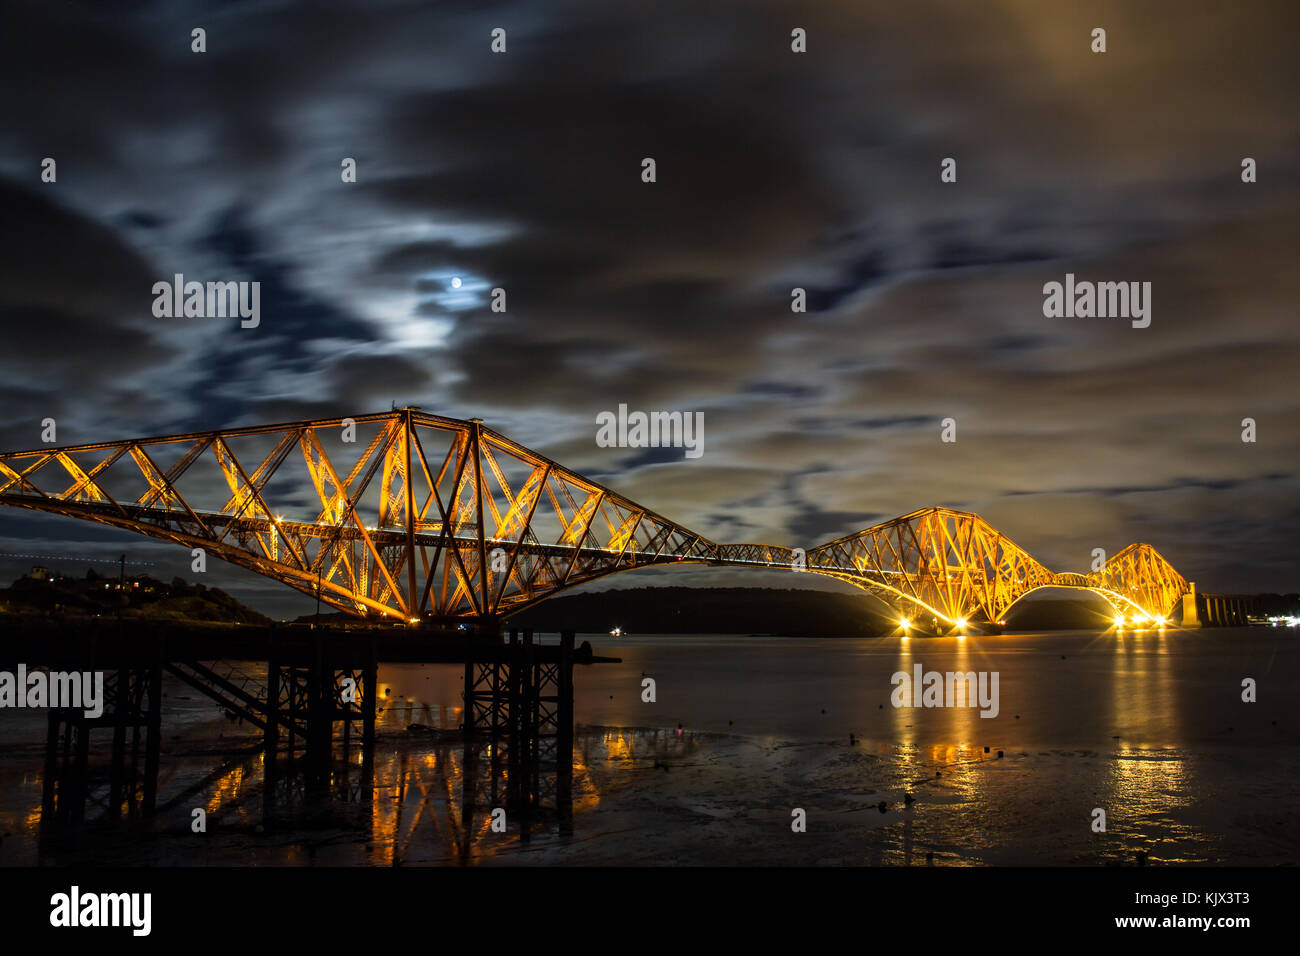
[0,627,1296,865]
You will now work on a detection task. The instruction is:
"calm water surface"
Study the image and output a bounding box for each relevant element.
[1,628,1296,866]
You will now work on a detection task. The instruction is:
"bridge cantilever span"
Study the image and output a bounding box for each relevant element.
[0,411,1189,628]
[0,410,715,622]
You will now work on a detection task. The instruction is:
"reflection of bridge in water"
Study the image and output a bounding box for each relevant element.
[0,408,1199,630]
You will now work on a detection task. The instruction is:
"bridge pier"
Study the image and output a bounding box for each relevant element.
[261,632,377,786]
[40,657,163,845]
[1180,582,1202,628]
[1181,590,1279,627]
[462,629,576,825]
[11,617,595,846]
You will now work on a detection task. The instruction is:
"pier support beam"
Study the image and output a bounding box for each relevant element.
[461,630,576,820]
[261,633,377,790]
[41,658,163,843]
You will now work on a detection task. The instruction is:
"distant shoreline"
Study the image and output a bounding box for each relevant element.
[508,585,1128,637]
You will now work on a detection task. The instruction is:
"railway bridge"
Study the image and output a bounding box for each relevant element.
[0,408,1191,632]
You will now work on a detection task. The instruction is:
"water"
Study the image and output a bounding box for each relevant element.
[1,628,1296,866]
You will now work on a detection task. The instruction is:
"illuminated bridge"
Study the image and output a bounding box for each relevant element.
[0,409,1190,632]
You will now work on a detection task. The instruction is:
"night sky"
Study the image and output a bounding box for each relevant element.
[1,1,1297,616]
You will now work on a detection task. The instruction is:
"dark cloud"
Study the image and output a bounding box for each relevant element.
[0,0,1297,615]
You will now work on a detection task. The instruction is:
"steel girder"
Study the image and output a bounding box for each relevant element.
[767,509,1187,625]
[1084,543,1188,620]
[0,414,1190,626]
[0,410,715,622]
[797,507,1057,625]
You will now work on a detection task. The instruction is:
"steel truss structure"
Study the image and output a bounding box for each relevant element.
[0,409,712,623]
[742,508,1188,626]
[0,412,1189,627]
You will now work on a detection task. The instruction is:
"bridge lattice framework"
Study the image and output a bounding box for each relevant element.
[0,410,1189,630]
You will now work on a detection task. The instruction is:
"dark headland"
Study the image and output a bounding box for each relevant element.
[508,586,1125,636]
